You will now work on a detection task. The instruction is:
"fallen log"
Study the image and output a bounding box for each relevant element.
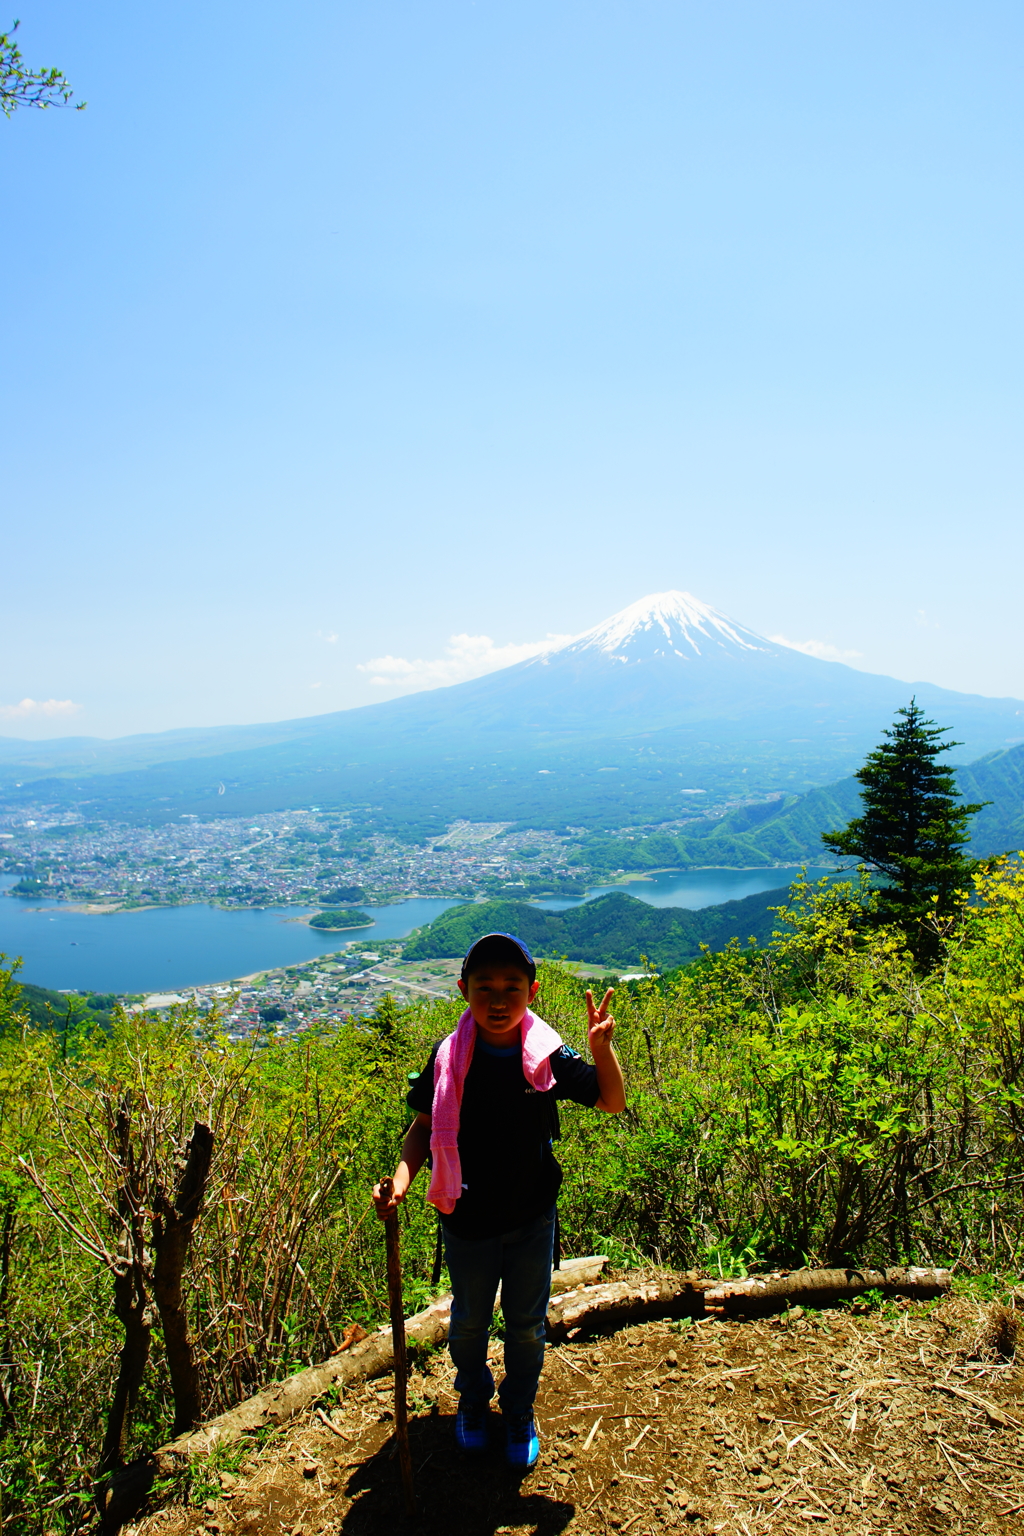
[153,1255,609,1469]
[546,1275,709,1340]
[552,1254,610,1287]
[703,1265,951,1318]
[150,1260,951,1471]
[154,1294,452,1470]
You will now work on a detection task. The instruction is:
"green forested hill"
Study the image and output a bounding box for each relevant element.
[309,908,373,930]
[8,982,116,1032]
[575,743,1024,875]
[575,778,861,873]
[957,745,1024,852]
[402,887,786,969]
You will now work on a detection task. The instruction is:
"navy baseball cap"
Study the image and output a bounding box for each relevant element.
[461,931,536,982]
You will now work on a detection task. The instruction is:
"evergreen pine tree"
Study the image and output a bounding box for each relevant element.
[822,700,988,936]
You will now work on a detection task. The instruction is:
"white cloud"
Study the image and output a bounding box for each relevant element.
[359,632,575,692]
[317,630,339,643]
[0,698,82,721]
[770,635,863,663]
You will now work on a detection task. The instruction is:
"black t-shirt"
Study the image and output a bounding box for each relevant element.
[406,1038,600,1239]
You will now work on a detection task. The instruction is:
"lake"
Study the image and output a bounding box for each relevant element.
[535,865,831,911]
[0,882,458,994]
[0,866,831,993]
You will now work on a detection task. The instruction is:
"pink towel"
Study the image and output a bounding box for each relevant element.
[426,1007,563,1215]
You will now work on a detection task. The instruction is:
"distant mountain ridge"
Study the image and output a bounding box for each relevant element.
[3,592,1022,830]
[575,741,1024,873]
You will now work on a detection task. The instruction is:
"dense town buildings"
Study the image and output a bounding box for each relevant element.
[138,949,468,1041]
[0,808,589,908]
[0,804,709,1031]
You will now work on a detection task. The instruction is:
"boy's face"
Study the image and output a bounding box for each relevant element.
[458,964,540,1043]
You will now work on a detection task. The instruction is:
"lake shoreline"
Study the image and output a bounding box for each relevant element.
[0,864,822,919]
[0,891,461,995]
[2,892,472,918]
[0,869,831,994]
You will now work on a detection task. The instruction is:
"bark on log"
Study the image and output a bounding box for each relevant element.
[703,1265,951,1317]
[552,1254,609,1287]
[546,1275,708,1340]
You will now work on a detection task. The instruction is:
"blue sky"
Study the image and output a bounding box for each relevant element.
[3,1,1022,738]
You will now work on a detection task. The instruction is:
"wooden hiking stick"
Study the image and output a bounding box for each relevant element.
[379,1177,416,1518]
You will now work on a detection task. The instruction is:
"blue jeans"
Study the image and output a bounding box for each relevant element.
[443,1206,555,1418]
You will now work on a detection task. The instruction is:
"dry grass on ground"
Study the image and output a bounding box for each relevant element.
[137,1294,1023,1536]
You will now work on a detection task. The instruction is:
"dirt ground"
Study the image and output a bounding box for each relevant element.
[137,1294,1024,1536]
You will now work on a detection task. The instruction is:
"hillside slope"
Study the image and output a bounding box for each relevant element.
[140,1300,1019,1536]
[576,742,1024,873]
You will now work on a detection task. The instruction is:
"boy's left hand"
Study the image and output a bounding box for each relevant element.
[585,987,616,1053]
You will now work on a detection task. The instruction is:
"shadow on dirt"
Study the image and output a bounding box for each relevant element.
[339,1413,576,1535]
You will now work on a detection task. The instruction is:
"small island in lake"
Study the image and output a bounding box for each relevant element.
[308,908,374,930]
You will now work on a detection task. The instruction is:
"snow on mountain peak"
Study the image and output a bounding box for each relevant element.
[561,591,770,663]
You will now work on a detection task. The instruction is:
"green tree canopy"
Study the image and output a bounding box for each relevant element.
[821,699,987,942]
[319,885,366,905]
[309,907,373,930]
[1,19,84,116]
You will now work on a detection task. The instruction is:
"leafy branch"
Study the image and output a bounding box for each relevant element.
[1,18,85,117]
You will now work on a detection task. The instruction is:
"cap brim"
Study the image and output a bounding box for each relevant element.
[461,931,536,978]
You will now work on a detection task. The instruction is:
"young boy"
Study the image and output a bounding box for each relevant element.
[373,931,625,1470]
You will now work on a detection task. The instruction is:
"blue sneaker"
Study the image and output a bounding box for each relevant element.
[455,1398,490,1452]
[504,1412,540,1470]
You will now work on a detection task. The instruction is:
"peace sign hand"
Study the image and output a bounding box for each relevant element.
[585,987,616,1055]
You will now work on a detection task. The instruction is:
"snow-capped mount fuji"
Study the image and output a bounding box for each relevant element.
[3,590,1022,829]
[317,584,1020,759]
[467,587,900,735]
[557,590,773,665]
